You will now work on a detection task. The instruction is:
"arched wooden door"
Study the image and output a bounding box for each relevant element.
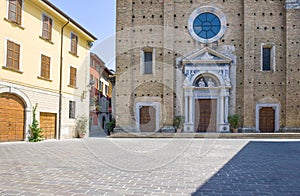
[259,107,275,133]
[0,93,25,142]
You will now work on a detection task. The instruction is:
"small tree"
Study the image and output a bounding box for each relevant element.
[28,104,43,142]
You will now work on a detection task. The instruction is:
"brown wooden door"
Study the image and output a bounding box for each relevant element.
[0,93,25,142]
[40,112,56,139]
[259,107,275,133]
[195,99,217,132]
[140,106,156,132]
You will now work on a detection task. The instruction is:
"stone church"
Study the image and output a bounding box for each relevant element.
[115,0,300,133]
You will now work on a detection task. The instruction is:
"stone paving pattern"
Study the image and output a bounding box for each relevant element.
[0,138,300,195]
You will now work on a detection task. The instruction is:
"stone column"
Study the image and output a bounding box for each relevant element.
[225,96,229,123]
[219,96,225,124]
[185,95,189,123]
[189,96,193,123]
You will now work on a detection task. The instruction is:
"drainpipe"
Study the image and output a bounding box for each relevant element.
[58,19,70,140]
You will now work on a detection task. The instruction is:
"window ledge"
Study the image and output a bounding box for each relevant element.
[2,66,23,74]
[68,85,78,89]
[261,70,274,72]
[69,51,79,58]
[37,76,52,82]
[4,18,25,30]
[39,36,54,45]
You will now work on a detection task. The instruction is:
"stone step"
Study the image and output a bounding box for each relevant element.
[110,132,300,139]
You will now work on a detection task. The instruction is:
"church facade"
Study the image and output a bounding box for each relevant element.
[115,0,300,133]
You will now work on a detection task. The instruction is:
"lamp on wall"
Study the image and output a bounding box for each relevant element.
[87,41,94,48]
[87,80,95,88]
[81,80,95,101]
[81,91,88,100]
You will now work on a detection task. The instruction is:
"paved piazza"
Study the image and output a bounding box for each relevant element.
[0,138,300,195]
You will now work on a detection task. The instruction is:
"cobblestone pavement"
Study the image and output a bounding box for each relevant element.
[0,138,300,195]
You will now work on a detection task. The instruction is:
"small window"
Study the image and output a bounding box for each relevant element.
[69,101,76,119]
[96,78,99,90]
[261,43,275,71]
[6,40,20,71]
[99,81,103,92]
[105,85,109,95]
[262,48,271,71]
[144,51,153,74]
[70,33,78,54]
[69,67,77,87]
[41,54,51,79]
[42,14,53,41]
[8,0,22,25]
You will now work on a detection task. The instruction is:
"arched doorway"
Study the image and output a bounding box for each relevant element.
[0,93,25,142]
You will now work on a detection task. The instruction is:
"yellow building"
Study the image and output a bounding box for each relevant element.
[0,0,97,142]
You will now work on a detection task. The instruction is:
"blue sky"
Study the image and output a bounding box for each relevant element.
[49,0,116,70]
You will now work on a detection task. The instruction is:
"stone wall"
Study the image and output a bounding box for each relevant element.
[116,0,300,131]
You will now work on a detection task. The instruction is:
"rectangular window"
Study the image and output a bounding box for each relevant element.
[70,33,78,54]
[42,14,52,41]
[144,51,153,74]
[8,0,22,25]
[69,67,77,87]
[263,48,271,71]
[99,81,103,92]
[6,40,20,70]
[69,101,76,119]
[96,78,99,90]
[40,54,51,79]
[105,85,108,95]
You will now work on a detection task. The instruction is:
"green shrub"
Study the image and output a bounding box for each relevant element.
[228,114,241,129]
[174,116,184,129]
[75,116,88,137]
[28,104,44,142]
[107,119,116,132]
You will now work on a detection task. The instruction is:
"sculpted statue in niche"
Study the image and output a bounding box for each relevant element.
[207,78,215,87]
[198,78,206,87]
[196,76,217,88]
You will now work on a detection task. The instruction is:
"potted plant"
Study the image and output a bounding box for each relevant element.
[75,116,88,138]
[228,114,240,133]
[174,116,184,133]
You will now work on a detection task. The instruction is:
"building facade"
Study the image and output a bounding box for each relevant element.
[0,0,96,142]
[115,0,300,133]
[90,53,114,135]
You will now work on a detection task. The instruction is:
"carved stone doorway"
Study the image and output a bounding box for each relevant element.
[259,107,275,133]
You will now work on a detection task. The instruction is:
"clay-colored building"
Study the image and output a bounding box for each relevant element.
[115,0,300,133]
[90,53,114,134]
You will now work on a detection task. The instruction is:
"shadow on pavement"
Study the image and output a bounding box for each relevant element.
[192,141,300,195]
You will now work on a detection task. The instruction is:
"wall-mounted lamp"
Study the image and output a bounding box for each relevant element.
[87,41,94,48]
[87,80,95,88]
[81,90,88,101]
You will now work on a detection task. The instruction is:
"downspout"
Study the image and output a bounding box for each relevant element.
[58,19,70,140]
